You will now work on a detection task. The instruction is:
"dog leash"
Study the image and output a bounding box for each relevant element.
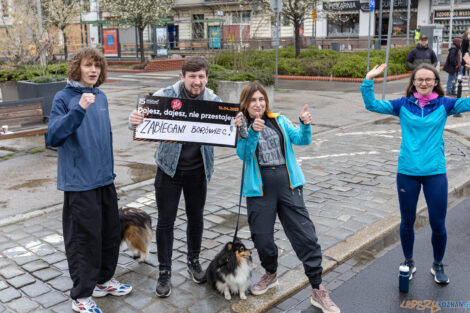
[233,116,249,243]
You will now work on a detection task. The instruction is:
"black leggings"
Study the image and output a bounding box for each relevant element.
[246,166,323,288]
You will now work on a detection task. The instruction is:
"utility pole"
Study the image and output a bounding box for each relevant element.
[382,0,394,99]
[36,0,46,66]
[270,0,282,89]
[449,0,455,46]
[406,0,410,46]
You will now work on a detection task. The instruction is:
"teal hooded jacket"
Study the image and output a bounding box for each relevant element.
[236,112,312,197]
[361,78,470,176]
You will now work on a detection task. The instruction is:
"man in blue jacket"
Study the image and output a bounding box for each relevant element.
[405,34,438,70]
[129,57,221,297]
[47,47,132,313]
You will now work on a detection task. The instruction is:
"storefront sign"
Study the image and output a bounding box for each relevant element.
[435,9,470,18]
[133,96,239,147]
[371,0,418,9]
[325,1,360,11]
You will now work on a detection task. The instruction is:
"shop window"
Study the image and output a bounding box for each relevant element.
[327,14,359,37]
[192,14,204,40]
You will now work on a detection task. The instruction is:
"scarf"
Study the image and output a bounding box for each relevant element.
[413,92,439,108]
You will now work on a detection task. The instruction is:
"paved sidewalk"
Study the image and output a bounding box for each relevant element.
[1,110,470,312]
[1,72,470,312]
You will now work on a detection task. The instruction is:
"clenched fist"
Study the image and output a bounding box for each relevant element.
[79,93,95,110]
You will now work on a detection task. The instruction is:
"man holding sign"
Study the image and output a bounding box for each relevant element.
[129,57,221,297]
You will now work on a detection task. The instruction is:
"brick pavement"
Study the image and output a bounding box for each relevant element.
[1,108,470,312]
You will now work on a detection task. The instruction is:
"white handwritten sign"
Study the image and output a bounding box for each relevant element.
[133,96,240,147]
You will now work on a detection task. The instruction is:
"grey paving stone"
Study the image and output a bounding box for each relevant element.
[33,290,68,308]
[0,282,6,291]
[31,268,62,281]
[0,288,21,303]
[6,297,39,313]
[50,300,72,313]
[42,253,66,265]
[7,273,36,288]
[47,276,72,292]
[164,287,197,308]
[28,243,56,257]
[53,260,69,271]
[21,260,49,272]
[0,258,9,269]
[0,303,5,312]
[142,300,177,313]
[187,295,228,313]
[21,281,51,298]
[122,291,153,309]
[0,266,24,279]
[278,253,302,269]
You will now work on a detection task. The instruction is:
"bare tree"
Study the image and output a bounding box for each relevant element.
[41,0,82,60]
[0,0,52,66]
[102,0,175,64]
[240,0,319,57]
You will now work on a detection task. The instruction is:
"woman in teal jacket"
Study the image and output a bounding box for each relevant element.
[362,63,470,285]
[234,82,340,313]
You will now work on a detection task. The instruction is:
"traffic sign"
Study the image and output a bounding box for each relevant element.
[270,0,283,13]
[312,10,317,19]
[369,0,375,11]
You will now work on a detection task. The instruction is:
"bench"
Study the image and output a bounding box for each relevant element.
[0,97,48,140]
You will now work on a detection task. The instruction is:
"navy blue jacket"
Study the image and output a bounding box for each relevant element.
[405,45,438,70]
[47,84,115,191]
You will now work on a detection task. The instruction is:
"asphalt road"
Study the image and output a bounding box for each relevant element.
[329,196,470,313]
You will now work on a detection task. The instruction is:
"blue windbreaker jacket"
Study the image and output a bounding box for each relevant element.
[236,112,312,197]
[47,84,115,191]
[361,78,470,176]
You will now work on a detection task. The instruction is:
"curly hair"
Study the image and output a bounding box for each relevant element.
[67,47,107,87]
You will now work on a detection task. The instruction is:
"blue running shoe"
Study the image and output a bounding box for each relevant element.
[430,263,449,284]
[92,278,132,297]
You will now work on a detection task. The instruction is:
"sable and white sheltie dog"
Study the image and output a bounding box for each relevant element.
[206,238,253,300]
[119,208,152,263]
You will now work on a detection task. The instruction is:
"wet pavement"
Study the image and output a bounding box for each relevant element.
[1,72,470,312]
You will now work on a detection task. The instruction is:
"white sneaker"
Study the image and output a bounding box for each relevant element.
[92,278,133,297]
[72,297,102,313]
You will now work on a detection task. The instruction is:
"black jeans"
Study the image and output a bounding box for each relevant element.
[63,183,120,299]
[247,166,323,288]
[154,167,207,271]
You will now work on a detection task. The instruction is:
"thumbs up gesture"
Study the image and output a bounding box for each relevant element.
[252,112,265,132]
[299,104,312,125]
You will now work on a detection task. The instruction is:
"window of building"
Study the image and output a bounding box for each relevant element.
[1,0,8,17]
[192,14,204,40]
[327,13,359,37]
[231,11,250,25]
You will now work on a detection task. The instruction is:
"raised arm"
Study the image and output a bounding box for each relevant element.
[361,64,399,116]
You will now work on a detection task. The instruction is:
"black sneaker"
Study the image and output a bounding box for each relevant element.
[156,271,171,297]
[187,259,206,284]
[430,263,449,284]
[401,260,417,280]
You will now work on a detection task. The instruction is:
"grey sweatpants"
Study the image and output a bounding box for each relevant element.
[246,166,323,287]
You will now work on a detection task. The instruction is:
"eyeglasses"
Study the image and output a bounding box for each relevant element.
[414,78,436,84]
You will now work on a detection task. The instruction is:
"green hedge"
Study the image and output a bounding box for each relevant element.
[0,63,68,82]
[211,46,413,80]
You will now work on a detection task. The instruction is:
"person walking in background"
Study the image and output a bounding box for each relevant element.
[406,34,438,71]
[47,47,132,313]
[461,27,470,76]
[361,63,470,286]
[129,57,221,298]
[234,82,340,313]
[443,37,462,96]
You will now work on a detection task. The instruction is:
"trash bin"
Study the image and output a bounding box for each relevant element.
[331,42,340,52]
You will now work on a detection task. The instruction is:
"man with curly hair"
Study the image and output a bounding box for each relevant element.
[47,47,132,313]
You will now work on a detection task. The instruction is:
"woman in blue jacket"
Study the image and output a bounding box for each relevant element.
[362,63,470,285]
[234,82,340,313]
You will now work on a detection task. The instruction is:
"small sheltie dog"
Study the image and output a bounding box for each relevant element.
[206,238,252,300]
[119,208,152,263]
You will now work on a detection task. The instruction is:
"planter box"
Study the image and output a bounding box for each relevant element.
[216,80,274,105]
[0,81,19,101]
[17,80,67,120]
